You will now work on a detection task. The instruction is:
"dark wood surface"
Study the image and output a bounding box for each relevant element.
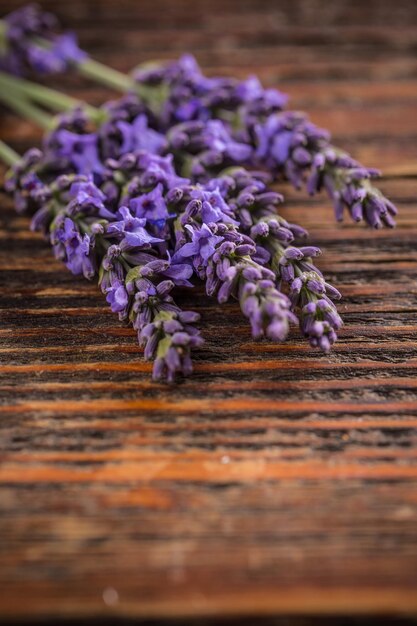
[1,0,417,623]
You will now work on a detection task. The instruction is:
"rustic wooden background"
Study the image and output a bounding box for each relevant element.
[1,0,417,624]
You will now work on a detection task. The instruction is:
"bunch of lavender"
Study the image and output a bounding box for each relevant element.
[0,5,379,374]
[5,134,344,365]
[8,103,343,343]
[0,5,398,228]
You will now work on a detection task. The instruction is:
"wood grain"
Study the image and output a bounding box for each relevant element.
[1,0,417,623]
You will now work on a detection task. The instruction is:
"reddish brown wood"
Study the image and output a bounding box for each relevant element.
[1,0,417,623]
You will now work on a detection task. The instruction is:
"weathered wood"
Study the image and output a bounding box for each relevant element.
[1,0,417,623]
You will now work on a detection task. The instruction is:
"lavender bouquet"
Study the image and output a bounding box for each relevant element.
[0,4,395,381]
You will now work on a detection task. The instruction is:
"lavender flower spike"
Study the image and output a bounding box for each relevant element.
[272,244,342,351]
[133,279,203,382]
[104,257,203,382]
[255,111,397,229]
[134,53,288,128]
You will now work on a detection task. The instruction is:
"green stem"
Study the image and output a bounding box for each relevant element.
[0,85,53,130]
[0,18,133,93]
[0,139,20,166]
[77,57,159,106]
[0,71,100,120]
[0,20,6,54]
[76,57,133,92]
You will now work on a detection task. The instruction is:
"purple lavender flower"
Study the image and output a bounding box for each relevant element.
[99,111,167,160]
[104,278,129,318]
[175,223,224,275]
[44,125,103,176]
[105,206,163,249]
[129,183,169,222]
[64,178,119,223]
[1,4,86,76]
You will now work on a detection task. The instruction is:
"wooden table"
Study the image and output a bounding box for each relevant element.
[1,0,417,623]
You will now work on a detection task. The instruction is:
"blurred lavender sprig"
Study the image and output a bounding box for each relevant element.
[134,54,288,128]
[0,4,86,75]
